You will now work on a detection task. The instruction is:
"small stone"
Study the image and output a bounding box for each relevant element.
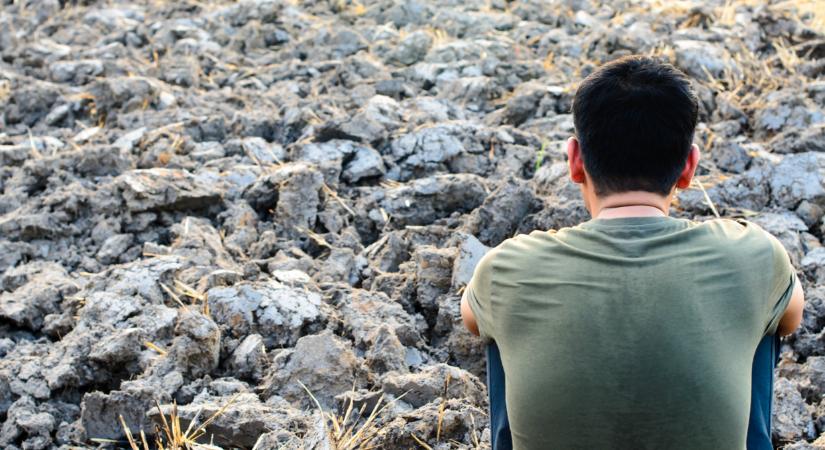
[381,363,485,408]
[388,30,433,66]
[116,168,221,212]
[342,146,386,183]
[170,309,221,379]
[380,174,488,227]
[673,40,737,81]
[770,152,825,209]
[261,331,364,408]
[113,127,147,152]
[96,233,133,264]
[81,383,170,441]
[451,232,489,289]
[802,248,825,282]
[773,378,815,444]
[229,334,267,382]
[207,280,324,348]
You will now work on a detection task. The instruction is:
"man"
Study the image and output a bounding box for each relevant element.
[461,56,805,449]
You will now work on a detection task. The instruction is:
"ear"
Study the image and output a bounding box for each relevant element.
[675,144,700,189]
[567,137,586,184]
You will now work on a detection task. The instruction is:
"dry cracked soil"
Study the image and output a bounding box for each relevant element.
[1,0,825,449]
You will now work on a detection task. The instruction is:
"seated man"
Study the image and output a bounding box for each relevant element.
[461,56,804,450]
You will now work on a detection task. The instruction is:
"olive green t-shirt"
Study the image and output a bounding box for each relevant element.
[464,216,797,450]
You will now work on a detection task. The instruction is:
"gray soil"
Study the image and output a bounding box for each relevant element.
[0,0,824,449]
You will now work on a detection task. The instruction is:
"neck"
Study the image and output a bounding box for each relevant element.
[590,190,672,219]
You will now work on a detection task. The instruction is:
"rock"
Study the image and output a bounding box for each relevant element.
[88,327,144,366]
[414,245,454,312]
[770,153,825,209]
[796,200,825,229]
[343,145,386,182]
[331,29,368,57]
[261,331,364,408]
[750,211,808,265]
[149,393,307,448]
[381,363,485,408]
[784,440,820,450]
[96,233,133,264]
[710,141,752,173]
[380,174,487,227]
[0,262,78,332]
[754,89,824,138]
[170,309,221,379]
[802,248,825,283]
[0,397,57,450]
[773,378,815,444]
[387,30,433,66]
[294,140,379,185]
[365,324,409,374]
[228,334,267,382]
[370,398,487,448]
[465,176,538,246]
[81,382,171,441]
[687,164,773,213]
[386,123,466,180]
[207,280,325,348]
[113,127,147,152]
[451,232,490,288]
[798,357,825,404]
[432,292,487,377]
[91,76,157,115]
[769,124,825,154]
[116,168,222,212]
[49,59,104,84]
[0,143,33,167]
[800,287,825,334]
[337,289,423,347]
[4,83,62,127]
[190,141,226,162]
[242,162,324,237]
[673,40,737,81]
[501,82,561,126]
[233,136,285,164]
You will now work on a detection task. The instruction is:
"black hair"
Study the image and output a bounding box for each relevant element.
[572,55,699,196]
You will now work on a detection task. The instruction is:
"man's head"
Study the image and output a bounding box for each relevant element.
[567,55,700,205]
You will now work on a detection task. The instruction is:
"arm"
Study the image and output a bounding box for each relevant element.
[461,294,479,336]
[460,250,495,339]
[776,280,804,336]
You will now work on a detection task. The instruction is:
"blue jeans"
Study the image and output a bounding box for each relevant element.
[486,334,780,450]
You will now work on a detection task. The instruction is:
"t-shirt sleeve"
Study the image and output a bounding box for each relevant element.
[762,231,797,336]
[462,250,495,342]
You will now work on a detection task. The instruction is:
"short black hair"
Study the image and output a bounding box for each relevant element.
[572,55,699,196]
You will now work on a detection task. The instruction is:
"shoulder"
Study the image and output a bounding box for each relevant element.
[494,229,557,252]
[481,230,558,268]
[694,218,772,241]
[694,218,785,260]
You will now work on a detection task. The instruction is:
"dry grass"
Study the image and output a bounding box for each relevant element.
[298,381,401,450]
[322,183,357,215]
[409,372,481,449]
[0,79,10,102]
[297,226,334,249]
[692,179,722,219]
[159,279,210,315]
[772,0,825,33]
[144,341,168,356]
[107,395,238,450]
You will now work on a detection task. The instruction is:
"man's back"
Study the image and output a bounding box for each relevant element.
[464,216,796,449]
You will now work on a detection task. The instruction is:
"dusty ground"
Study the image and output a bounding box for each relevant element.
[0,0,824,448]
